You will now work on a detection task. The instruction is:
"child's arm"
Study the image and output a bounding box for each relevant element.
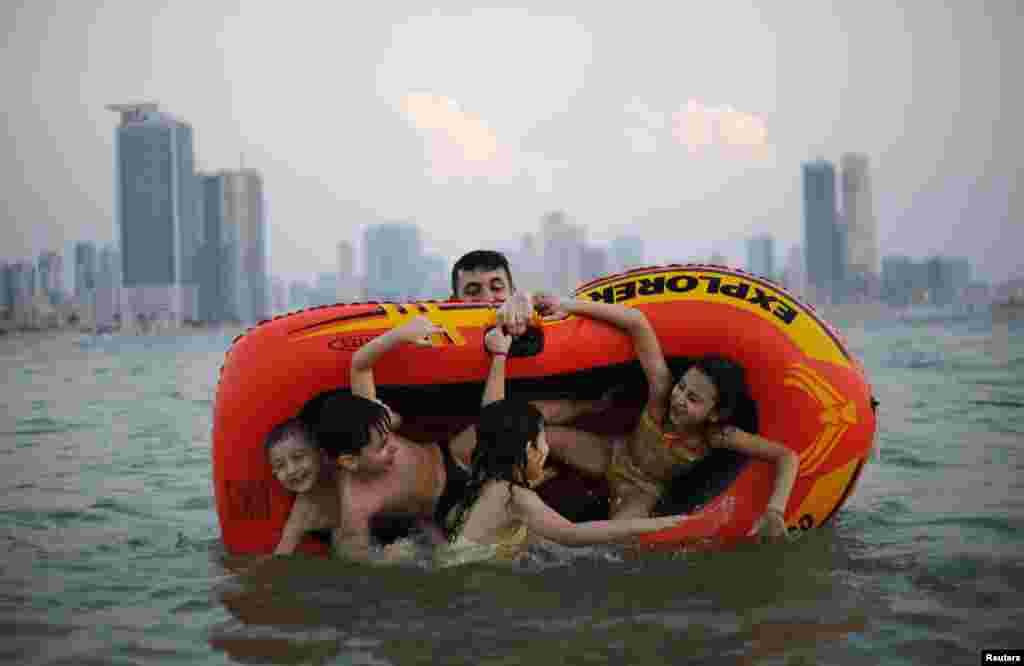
[533,295,673,418]
[350,316,443,400]
[330,519,373,562]
[481,327,512,405]
[273,496,314,555]
[717,428,799,538]
[511,485,682,546]
[446,328,513,465]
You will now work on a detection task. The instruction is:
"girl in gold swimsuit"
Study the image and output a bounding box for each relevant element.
[436,331,685,567]
[530,294,800,539]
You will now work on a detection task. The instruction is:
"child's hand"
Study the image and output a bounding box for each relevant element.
[750,508,788,540]
[396,316,444,346]
[496,292,533,337]
[485,327,512,356]
[533,292,568,319]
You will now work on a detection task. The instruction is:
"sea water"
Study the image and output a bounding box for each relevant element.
[1,317,1021,665]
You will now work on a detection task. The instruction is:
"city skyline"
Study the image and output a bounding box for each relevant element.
[2,3,1021,286]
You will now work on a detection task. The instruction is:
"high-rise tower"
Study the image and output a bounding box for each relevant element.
[840,153,878,278]
[106,103,202,324]
[802,160,845,304]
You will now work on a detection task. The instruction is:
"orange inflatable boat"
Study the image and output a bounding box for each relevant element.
[212,264,877,555]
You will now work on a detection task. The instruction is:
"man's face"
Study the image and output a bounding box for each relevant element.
[455,267,512,302]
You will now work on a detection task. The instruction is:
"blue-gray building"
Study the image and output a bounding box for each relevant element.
[0,262,10,311]
[198,174,239,322]
[745,234,775,279]
[364,223,426,301]
[74,241,97,300]
[4,262,35,313]
[107,103,201,323]
[611,235,645,272]
[802,160,845,303]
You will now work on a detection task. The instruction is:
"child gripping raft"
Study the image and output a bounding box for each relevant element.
[529,293,799,539]
[436,326,685,567]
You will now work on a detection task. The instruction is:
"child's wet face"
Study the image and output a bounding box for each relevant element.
[670,367,719,427]
[268,435,321,494]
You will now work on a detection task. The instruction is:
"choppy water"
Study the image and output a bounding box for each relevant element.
[1,317,1022,665]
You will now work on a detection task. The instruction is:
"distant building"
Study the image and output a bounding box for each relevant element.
[198,173,237,323]
[197,169,267,323]
[840,153,879,278]
[336,240,358,303]
[581,245,609,282]
[5,262,35,321]
[74,241,97,301]
[95,244,122,328]
[270,276,288,315]
[288,280,312,311]
[610,235,645,272]
[923,256,971,307]
[310,272,339,307]
[782,245,807,297]
[541,211,585,294]
[421,254,449,298]
[881,255,925,307]
[513,232,543,293]
[107,102,202,325]
[0,262,9,312]
[37,250,64,305]
[802,159,845,304]
[364,223,424,300]
[745,234,774,279]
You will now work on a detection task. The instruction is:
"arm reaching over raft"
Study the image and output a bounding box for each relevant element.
[349,316,443,402]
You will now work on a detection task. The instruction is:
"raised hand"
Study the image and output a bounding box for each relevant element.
[395,316,444,347]
[750,508,788,540]
[495,291,533,337]
[533,292,568,319]
[485,326,513,356]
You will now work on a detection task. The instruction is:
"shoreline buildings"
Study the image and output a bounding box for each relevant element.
[106,102,202,327]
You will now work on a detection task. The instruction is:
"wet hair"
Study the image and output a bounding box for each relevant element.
[447,399,543,539]
[687,354,750,426]
[264,418,314,456]
[311,393,392,458]
[451,250,516,297]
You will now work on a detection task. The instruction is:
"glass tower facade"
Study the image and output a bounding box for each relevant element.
[108,103,201,323]
[802,160,845,304]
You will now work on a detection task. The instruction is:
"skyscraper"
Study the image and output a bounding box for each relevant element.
[37,250,63,304]
[840,153,878,278]
[74,241,97,301]
[107,102,202,324]
[95,244,122,328]
[364,223,424,300]
[228,170,268,322]
[197,170,266,323]
[541,211,584,294]
[802,160,845,304]
[745,234,774,279]
[336,240,357,302]
[198,173,236,323]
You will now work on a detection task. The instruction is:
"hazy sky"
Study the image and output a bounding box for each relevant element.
[2,1,1021,284]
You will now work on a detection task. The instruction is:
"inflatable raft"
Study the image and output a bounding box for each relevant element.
[212,264,877,555]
